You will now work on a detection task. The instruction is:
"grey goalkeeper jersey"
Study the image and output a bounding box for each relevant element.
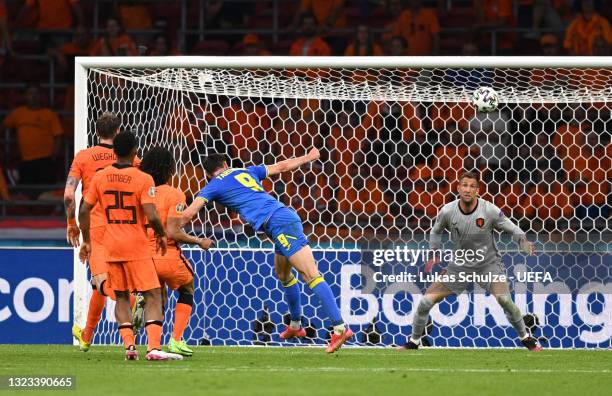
[429,198,525,269]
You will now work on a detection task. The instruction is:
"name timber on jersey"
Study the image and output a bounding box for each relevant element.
[196,166,284,231]
[68,143,141,228]
[431,198,526,269]
[83,164,156,262]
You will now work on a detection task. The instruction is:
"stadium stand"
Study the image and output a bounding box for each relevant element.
[0,0,610,241]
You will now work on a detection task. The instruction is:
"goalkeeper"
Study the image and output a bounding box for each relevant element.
[400,171,543,351]
[181,148,353,353]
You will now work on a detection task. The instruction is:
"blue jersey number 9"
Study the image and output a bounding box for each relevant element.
[234,173,264,192]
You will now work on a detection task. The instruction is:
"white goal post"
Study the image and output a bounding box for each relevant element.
[73,56,611,348]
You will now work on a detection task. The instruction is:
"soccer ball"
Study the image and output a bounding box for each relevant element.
[472,86,499,113]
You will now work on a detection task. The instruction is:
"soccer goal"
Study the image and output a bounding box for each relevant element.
[73,56,611,348]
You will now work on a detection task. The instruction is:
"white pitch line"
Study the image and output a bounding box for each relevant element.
[132,366,611,374]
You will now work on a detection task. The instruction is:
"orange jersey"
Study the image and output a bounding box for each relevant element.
[26,0,78,29]
[147,184,186,260]
[564,13,612,55]
[83,164,156,262]
[392,8,440,55]
[68,144,140,228]
[3,106,63,161]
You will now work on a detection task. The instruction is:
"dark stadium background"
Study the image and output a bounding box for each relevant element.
[0,0,609,243]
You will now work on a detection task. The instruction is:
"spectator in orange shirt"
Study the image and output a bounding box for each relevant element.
[564,0,612,55]
[89,17,139,56]
[385,35,408,56]
[17,0,83,30]
[391,0,440,55]
[291,0,346,32]
[3,85,63,186]
[344,25,384,56]
[117,1,153,30]
[48,25,92,81]
[474,0,516,52]
[241,34,271,56]
[289,13,332,56]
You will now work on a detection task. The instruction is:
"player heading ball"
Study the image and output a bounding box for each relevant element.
[181,148,354,353]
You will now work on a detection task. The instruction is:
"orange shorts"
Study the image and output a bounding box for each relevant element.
[107,258,161,292]
[89,226,107,276]
[153,254,194,291]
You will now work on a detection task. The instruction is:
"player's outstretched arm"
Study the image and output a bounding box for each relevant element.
[181,197,207,226]
[167,216,214,250]
[142,203,168,256]
[266,148,320,177]
[64,176,81,247]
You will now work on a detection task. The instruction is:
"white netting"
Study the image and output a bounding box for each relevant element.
[80,62,611,348]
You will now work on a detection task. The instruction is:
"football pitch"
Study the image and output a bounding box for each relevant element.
[1,346,610,395]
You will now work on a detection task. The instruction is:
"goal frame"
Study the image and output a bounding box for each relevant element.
[72,55,611,342]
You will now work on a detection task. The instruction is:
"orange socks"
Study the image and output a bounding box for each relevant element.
[173,303,192,341]
[145,320,163,351]
[83,289,106,343]
[118,323,135,348]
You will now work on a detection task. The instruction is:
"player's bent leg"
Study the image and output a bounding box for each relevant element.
[168,282,194,356]
[287,246,353,353]
[142,287,183,361]
[400,282,453,350]
[490,282,542,351]
[275,254,305,339]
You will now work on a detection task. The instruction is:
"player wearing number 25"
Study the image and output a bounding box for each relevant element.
[79,131,181,361]
[182,148,354,353]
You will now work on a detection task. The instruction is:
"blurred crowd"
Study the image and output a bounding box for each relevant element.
[0,0,609,235]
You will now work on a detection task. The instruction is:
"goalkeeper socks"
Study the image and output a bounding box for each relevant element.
[145,320,163,351]
[173,293,194,341]
[83,289,106,343]
[118,323,135,348]
[411,296,435,340]
[497,294,528,339]
[281,275,302,325]
[308,276,343,327]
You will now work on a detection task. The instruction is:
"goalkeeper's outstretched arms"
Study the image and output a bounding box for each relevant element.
[265,147,320,176]
[488,202,535,255]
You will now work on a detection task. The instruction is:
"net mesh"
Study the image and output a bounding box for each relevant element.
[82,65,611,348]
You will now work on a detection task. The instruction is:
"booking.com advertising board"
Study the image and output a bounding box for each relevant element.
[0,248,610,348]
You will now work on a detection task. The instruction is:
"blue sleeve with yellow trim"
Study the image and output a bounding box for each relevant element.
[196,180,218,204]
[247,165,267,182]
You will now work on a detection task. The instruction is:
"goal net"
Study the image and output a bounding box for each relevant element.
[74,57,611,348]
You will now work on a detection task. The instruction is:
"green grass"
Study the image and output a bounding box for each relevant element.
[1,346,610,396]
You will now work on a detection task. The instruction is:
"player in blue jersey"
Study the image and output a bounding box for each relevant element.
[181,148,353,353]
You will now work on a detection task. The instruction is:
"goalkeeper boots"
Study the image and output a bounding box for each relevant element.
[280,325,307,340]
[168,338,194,357]
[146,349,184,361]
[325,328,354,353]
[72,324,91,352]
[398,339,420,350]
[125,345,138,361]
[521,336,543,352]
